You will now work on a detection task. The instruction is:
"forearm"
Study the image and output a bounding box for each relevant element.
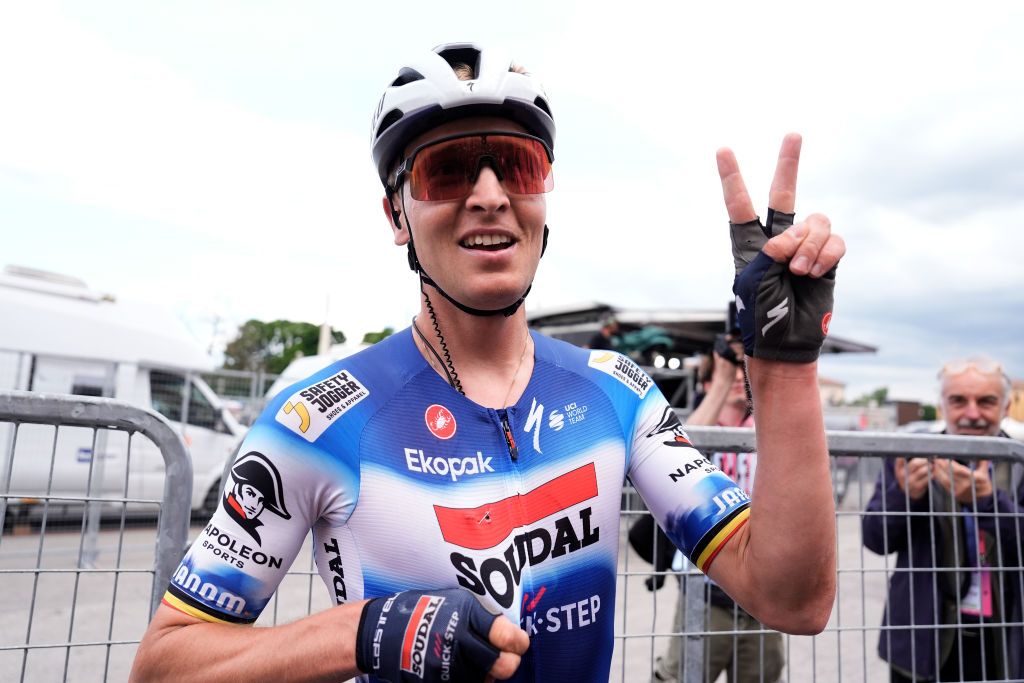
[862,473,923,554]
[131,601,367,683]
[743,359,836,627]
[977,489,1024,558]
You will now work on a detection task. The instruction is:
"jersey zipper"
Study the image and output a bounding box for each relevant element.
[499,409,519,461]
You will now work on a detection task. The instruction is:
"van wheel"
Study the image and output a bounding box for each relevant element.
[200,480,222,519]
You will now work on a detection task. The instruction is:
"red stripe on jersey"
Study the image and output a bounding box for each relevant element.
[433,463,598,550]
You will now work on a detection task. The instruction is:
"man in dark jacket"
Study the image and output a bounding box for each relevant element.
[862,358,1023,681]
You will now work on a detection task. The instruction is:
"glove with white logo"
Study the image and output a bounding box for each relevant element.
[356,588,500,682]
[731,209,836,363]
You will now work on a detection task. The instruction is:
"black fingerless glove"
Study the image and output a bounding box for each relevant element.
[731,209,836,363]
[356,588,500,682]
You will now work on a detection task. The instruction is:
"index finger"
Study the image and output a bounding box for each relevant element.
[767,133,802,213]
[489,616,529,656]
[716,147,757,223]
[486,617,529,680]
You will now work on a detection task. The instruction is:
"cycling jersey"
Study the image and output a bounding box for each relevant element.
[162,329,751,682]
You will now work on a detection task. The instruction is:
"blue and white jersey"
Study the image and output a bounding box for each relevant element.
[163,329,750,682]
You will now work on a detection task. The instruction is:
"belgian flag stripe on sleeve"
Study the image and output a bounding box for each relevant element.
[163,585,255,625]
[693,504,751,573]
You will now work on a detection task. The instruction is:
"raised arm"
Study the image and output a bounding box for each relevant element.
[702,134,843,634]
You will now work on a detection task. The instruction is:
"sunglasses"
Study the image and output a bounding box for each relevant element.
[938,357,1006,379]
[393,132,554,201]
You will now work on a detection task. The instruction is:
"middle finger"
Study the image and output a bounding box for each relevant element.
[768,133,802,213]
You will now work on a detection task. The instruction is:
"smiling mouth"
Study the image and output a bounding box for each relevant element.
[460,234,515,251]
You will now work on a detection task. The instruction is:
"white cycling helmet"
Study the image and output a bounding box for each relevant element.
[371,42,556,188]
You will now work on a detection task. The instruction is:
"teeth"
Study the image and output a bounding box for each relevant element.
[462,234,512,247]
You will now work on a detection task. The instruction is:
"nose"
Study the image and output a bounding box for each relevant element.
[465,164,510,213]
[963,400,982,419]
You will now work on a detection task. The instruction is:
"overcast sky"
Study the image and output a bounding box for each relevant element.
[2,1,1022,403]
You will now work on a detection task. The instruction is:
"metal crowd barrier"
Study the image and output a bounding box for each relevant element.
[621,426,1024,683]
[3,390,1023,682]
[0,391,192,682]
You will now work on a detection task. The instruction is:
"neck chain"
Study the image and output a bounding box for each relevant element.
[501,333,532,408]
[412,317,531,407]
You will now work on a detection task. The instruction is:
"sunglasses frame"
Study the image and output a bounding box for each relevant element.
[391,131,554,201]
[938,358,1008,381]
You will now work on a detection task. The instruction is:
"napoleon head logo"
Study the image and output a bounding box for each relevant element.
[223,451,291,544]
[646,407,692,447]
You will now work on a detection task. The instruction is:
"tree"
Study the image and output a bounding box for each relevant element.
[850,387,889,407]
[362,327,395,345]
[222,319,345,374]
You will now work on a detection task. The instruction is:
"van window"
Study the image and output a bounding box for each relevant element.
[150,371,220,430]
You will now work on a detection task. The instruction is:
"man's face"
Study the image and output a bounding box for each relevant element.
[941,368,1007,436]
[385,117,548,312]
[235,483,265,519]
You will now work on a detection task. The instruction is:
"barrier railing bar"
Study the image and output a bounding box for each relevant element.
[0,391,193,618]
[680,425,1024,462]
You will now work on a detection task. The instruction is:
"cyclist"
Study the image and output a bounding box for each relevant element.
[132,42,845,682]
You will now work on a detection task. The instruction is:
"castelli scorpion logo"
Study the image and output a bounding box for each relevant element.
[425,404,457,440]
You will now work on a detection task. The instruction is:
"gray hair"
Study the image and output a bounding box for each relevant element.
[938,356,1012,407]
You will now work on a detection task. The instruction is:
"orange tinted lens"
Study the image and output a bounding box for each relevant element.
[488,137,553,195]
[409,135,552,201]
[409,138,477,201]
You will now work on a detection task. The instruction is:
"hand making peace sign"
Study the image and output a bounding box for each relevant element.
[718,134,847,363]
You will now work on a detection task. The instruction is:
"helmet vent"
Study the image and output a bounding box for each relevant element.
[533,96,552,118]
[377,109,404,136]
[390,67,425,87]
[437,47,481,78]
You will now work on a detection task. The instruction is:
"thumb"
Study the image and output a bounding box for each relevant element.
[762,221,807,263]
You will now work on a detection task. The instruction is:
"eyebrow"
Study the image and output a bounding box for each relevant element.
[946,393,1000,403]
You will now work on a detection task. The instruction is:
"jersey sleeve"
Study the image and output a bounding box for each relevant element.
[627,392,751,574]
[162,415,353,624]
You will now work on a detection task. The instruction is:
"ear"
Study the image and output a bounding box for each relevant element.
[382,195,409,246]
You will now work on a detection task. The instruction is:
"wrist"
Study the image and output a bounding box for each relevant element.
[354,599,375,674]
[747,358,819,397]
[747,357,818,379]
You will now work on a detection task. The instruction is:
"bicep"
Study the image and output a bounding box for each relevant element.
[144,602,206,638]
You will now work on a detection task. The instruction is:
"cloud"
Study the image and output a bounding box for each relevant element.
[2,0,1022,403]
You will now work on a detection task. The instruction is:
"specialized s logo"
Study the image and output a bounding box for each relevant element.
[646,407,692,447]
[222,451,291,545]
[401,595,446,678]
[275,369,369,442]
[425,404,457,440]
[434,463,601,608]
[761,297,789,336]
[522,398,575,454]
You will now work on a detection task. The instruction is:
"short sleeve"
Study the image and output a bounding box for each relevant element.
[627,392,751,573]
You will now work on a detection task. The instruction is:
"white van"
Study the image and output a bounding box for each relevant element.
[264,341,370,401]
[0,266,245,519]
